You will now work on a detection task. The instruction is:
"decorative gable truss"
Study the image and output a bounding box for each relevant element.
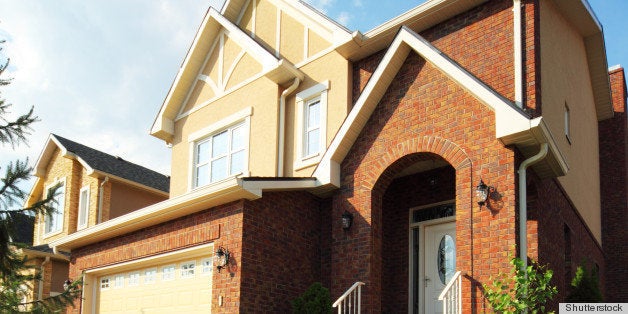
[151,7,305,142]
[314,26,569,188]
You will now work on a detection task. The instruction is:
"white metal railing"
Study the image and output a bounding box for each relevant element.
[438,271,463,314]
[332,282,365,314]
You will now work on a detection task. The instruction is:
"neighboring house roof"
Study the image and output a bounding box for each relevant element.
[34,134,170,194]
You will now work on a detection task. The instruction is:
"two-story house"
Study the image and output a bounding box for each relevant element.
[46,0,626,313]
[23,134,169,304]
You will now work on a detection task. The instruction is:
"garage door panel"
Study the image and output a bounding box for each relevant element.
[97,255,212,314]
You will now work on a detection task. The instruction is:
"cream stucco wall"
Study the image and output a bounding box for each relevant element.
[169,77,280,197]
[285,50,351,176]
[540,0,601,242]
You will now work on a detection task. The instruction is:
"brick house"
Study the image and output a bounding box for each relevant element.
[24,134,169,303]
[40,0,627,313]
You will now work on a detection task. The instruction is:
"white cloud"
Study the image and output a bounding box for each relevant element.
[336,12,352,27]
[353,0,363,8]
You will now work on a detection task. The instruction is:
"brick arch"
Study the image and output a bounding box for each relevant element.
[367,135,472,192]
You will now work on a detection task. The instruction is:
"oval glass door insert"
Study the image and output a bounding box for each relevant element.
[438,234,456,284]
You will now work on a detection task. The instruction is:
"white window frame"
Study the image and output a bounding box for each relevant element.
[77,185,90,230]
[188,107,252,190]
[295,81,328,170]
[128,271,140,287]
[144,268,157,284]
[162,265,176,281]
[44,178,66,237]
[180,261,196,279]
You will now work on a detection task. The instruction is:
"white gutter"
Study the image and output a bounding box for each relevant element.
[38,256,50,300]
[513,0,523,108]
[518,142,548,272]
[277,78,301,176]
[97,176,109,224]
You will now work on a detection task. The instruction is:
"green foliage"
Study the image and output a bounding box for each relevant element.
[291,282,332,314]
[0,39,82,313]
[484,257,558,314]
[566,264,603,302]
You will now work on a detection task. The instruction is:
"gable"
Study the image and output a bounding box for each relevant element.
[151,6,304,142]
[314,26,568,188]
[232,0,352,65]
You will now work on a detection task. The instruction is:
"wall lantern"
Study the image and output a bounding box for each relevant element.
[63,279,72,290]
[475,179,492,206]
[214,246,230,272]
[341,211,353,230]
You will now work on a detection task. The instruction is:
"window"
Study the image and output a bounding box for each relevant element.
[45,180,65,235]
[100,277,110,290]
[180,261,195,279]
[114,274,124,288]
[201,258,213,275]
[162,265,175,281]
[564,103,571,144]
[193,122,248,188]
[77,186,89,230]
[144,268,157,284]
[295,81,328,169]
[128,272,140,286]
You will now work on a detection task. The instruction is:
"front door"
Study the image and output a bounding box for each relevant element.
[423,222,456,314]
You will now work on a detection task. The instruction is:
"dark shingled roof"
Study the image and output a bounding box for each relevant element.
[52,134,170,193]
[8,212,34,246]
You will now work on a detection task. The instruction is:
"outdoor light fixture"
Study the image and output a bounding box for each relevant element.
[475,179,492,206]
[341,211,353,230]
[63,279,72,290]
[214,246,230,272]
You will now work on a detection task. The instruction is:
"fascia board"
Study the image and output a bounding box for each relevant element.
[49,177,261,251]
[33,134,57,177]
[89,170,169,197]
[315,26,531,185]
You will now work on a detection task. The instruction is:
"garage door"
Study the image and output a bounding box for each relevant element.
[96,255,213,313]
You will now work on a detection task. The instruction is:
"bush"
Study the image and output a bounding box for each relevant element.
[566,264,603,302]
[483,257,558,314]
[291,282,332,314]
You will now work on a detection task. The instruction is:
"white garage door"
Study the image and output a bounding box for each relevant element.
[96,255,213,314]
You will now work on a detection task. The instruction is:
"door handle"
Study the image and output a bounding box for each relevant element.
[424,276,431,287]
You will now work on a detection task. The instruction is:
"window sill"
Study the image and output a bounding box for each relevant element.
[294,154,321,172]
[190,171,248,192]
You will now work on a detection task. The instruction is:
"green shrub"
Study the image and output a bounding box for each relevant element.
[566,264,603,302]
[291,282,332,314]
[483,257,558,314]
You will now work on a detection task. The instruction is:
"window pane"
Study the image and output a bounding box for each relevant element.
[212,131,228,158]
[231,125,246,150]
[197,140,210,164]
[211,157,227,182]
[196,164,209,187]
[307,100,320,128]
[306,129,320,156]
[230,150,245,175]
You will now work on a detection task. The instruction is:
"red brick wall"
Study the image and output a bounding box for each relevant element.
[599,67,628,301]
[336,47,518,312]
[528,176,606,309]
[69,201,243,313]
[239,191,323,312]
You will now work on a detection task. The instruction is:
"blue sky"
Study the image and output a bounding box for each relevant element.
[0,0,626,191]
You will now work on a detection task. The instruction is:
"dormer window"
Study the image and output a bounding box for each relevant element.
[295,81,328,170]
[44,179,66,235]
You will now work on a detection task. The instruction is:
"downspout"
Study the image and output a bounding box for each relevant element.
[38,256,50,300]
[513,0,524,108]
[277,78,301,177]
[97,176,109,224]
[518,143,548,271]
